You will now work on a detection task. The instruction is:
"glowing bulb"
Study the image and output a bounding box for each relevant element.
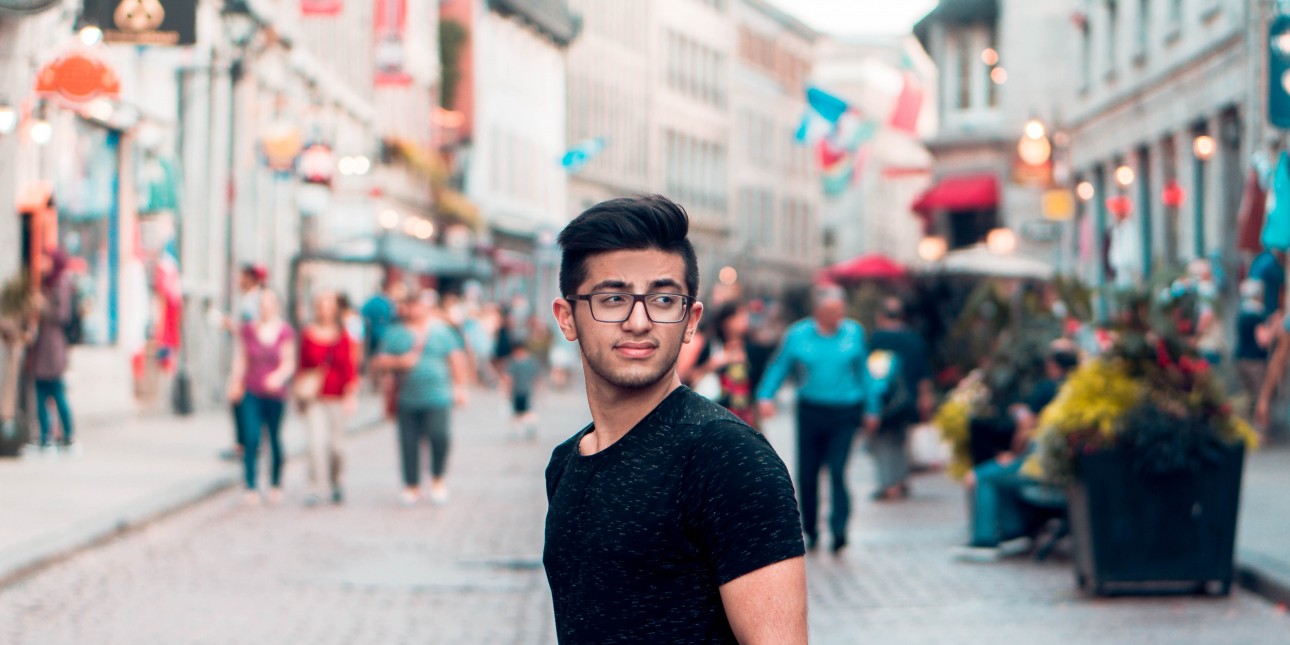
[29,119,52,145]
[1192,135,1216,161]
[1076,181,1095,201]
[981,48,999,66]
[379,209,400,229]
[78,26,103,47]
[352,156,371,175]
[718,266,738,285]
[917,237,948,262]
[990,67,1008,84]
[986,228,1017,255]
[1115,165,1135,187]
[1024,120,1045,140]
[0,104,16,135]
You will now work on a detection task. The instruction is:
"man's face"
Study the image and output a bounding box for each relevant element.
[814,298,845,332]
[553,249,702,391]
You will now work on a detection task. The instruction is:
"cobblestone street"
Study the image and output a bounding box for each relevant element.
[1,383,1287,644]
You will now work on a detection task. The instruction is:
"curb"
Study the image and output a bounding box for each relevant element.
[0,410,387,588]
[1237,551,1290,608]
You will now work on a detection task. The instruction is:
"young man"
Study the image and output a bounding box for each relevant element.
[545,195,807,644]
[756,287,882,554]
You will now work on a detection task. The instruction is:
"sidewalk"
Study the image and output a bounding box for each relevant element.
[0,396,382,585]
[1237,444,1290,606]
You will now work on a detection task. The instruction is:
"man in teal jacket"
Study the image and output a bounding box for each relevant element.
[757,287,881,554]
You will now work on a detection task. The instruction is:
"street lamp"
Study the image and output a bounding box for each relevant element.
[221,0,262,48]
[917,236,948,262]
[1191,132,1214,257]
[986,228,1017,255]
[1114,164,1135,187]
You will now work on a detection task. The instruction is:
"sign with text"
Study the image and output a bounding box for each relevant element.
[82,0,197,46]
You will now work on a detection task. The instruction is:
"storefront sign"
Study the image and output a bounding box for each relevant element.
[1042,189,1074,221]
[0,0,60,12]
[35,51,121,104]
[301,0,342,15]
[259,121,304,173]
[82,0,198,46]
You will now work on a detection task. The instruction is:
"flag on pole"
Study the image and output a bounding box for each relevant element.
[888,72,923,134]
[1262,151,1290,251]
[805,86,850,123]
[560,137,607,173]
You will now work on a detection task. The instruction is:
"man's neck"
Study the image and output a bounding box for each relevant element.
[581,371,680,455]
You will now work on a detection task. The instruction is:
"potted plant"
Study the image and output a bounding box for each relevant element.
[1023,292,1258,596]
[0,272,39,457]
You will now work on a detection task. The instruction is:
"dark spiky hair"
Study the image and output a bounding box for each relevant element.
[557,195,699,298]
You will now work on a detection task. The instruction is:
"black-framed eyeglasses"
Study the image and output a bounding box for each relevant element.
[566,292,695,324]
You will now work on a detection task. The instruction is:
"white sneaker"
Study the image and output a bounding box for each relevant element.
[428,486,450,506]
[998,536,1034,558]
[61,442,82,457]
[952,545,1002,563]
[41,444,58,459]
[398,490,420,507]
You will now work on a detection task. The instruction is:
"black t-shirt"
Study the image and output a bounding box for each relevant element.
[869,328,932,390]
[543,387,805,644]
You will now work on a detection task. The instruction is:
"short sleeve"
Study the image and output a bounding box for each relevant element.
[379,326,412,355]
[683,421,805,586]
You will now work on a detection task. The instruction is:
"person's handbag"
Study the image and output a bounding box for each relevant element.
[294,336,335,407]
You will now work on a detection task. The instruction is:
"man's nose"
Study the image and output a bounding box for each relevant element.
[622,298,653,331]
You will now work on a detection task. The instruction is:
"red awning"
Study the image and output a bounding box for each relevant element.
[826,253,907,282]
[911,173,1000,216]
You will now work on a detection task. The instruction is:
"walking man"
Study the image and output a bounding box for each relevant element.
[756,286,882,554]
[544,195,807,644]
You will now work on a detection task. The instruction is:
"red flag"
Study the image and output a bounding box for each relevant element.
[817,139,847,169]
[888,72,923,134]
[1237,168,1267,253]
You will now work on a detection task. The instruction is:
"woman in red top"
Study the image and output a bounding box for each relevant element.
[297,291,359,505]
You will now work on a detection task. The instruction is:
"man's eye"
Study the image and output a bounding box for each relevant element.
[651,295,677,306]
[599,294,627,304]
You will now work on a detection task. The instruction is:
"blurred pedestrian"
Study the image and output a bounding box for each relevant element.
[502,344,542,439]
[954,344,1076,562]
[757,285,882,554]
[695,301,758,426]
[297,291,359,506]
[337,293,366,367]
[372,290,470,507]
[228,290,296,506]
[1235,279,1270,421]
[221,263,267,461]
[545,196,806,643]
[29,249,76,454]
[361,277,405,363]
[865,297,934,501]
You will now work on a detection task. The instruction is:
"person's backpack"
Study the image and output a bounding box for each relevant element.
[63,281,83,345]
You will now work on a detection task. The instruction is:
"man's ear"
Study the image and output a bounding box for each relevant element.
[684,301,704,344]
[553,298,578,342]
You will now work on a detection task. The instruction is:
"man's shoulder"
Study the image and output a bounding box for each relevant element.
[669,389,770,451]
[545,428,587,482]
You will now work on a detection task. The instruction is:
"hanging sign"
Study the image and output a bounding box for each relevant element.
[301,0,342,16]
[82,0,198,46]
[260,121,304,174]
[374,0,411,86]
[35,51,121,104]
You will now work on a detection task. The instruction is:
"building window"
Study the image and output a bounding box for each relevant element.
[1080,17,1092,90]
[1133,0,1148,63]
[1105,0,1119,81]
[986,30,999,108]
[956,35,971,110]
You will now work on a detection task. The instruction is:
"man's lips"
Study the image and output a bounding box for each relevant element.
[614,341,658,358]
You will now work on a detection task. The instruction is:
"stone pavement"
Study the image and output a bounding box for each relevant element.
[1237,444,1290,605]
[0,394,384,585]
[0,383,1288,644]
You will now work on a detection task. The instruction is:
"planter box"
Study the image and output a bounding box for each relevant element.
[1068,444,1244,596]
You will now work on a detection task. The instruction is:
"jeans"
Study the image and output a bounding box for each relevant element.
[971,456,1029,547]
[396,406,451,487]
[231,401,246,448]
[867,426,910,491]
[34,378,74,446]
[240,393,286,490]
[796,400,863,541]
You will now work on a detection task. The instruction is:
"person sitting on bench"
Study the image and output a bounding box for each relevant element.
[953,342,1079,562]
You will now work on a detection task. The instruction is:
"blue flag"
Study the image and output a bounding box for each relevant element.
[1263,151,1290,251]
[560,138,607,173]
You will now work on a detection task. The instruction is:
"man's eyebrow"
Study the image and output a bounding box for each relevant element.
[649,278,685,293]
[588,279,630,292]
